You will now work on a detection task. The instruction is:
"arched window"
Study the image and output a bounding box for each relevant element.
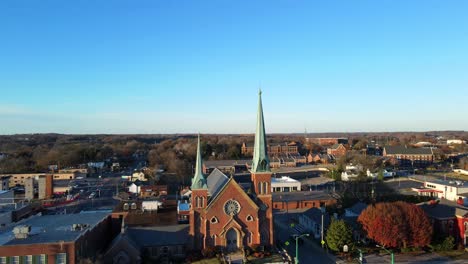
[258,182,262,194]
[130,203,137,210]
[247,231,253,244]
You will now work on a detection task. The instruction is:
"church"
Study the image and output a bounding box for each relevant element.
[189,91,274,252]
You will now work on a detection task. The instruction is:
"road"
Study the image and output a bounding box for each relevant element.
[274,210,335,264]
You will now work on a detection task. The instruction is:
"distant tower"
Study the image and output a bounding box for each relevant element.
[250,90,274,245]
[189,134,209,250]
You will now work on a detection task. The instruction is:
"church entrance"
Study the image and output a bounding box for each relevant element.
[226,228,238,252]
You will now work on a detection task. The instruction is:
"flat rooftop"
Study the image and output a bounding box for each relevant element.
[410,175,468,188]
[0,211,110,246]
[271,176,299,184]
[272,191,334,202]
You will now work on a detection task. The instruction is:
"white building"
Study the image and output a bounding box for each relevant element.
[412,176,468,202]
[128,182,143,194]
[271,176,301,192]
[341,170,359,181]
[447,139,467,145]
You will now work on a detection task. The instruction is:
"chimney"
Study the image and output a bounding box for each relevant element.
[13,225,31,239]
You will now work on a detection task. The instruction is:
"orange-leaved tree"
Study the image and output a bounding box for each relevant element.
[358,201,432,249]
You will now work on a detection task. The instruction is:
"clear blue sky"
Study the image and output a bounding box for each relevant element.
[1,0,467,134]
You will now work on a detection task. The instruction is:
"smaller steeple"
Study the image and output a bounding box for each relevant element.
[191,134,208,190]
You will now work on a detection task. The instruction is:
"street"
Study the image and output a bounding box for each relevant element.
[274,210,335,264]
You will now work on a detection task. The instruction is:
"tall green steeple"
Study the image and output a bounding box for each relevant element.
[251,90,270,173]
[191,134,208,190]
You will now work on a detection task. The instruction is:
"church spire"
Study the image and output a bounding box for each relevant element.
[251,89,270,173]
[191,134,208,190]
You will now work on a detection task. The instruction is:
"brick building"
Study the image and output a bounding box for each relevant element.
[306,138,348,146]
[241,142,299,156]
[0,211,114,264]
[383,146,434,167]
[419,200,468,248]
[189,91,274,252]
[327,144,348,158]
[272,191,336,210]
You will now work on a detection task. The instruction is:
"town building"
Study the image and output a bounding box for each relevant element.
[25,177,34,200]
[38,175,53,199]
[103,223,189,264]
[383,145,434,167]
[241,141,299,156]
[0,176,10,191]
[410,175,468,203]
[447,139,467,145]
[271,176,301,192]
[419,200,468,248]
[306,138,348,146]
[0,211,114,264]
[202,160,251,175]
[271,191,336,210]
[140,185,168,198]
[0,173,82,188]
[189,91,274,252]
[327,144,348,158]
[298,207,330,241]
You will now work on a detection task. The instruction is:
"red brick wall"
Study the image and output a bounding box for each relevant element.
[0,243,74,264]
[204,181,261,246]
[273,199,336,210]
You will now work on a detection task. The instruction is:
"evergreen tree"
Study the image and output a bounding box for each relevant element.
[326,219,353,252]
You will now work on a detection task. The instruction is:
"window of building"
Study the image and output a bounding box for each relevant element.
[56,253,66,264]
[37,254,46,264]
[247,232,253,244]
[210,217,218,224]
[0,257,6,264]
[130,203,137,210]
[246,215,253,222]
[24,256,33,264]
[11,256,20,264]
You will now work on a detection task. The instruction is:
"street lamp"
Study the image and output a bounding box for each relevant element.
[376,245,394,264]
[293,233,309,264]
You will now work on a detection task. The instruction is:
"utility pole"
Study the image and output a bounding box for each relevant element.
[321,207,325,248]
[294,233,309,264]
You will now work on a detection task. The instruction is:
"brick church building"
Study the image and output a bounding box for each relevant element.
[189,91,274,252]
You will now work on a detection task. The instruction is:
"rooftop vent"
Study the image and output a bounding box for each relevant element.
[71,224,89,231]
[13,225,31,239]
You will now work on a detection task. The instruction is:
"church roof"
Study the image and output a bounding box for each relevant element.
[205,177,259,212]
[207,168,229,198]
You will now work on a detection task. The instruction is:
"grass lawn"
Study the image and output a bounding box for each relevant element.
[192,258,221,264]
[247,253,285,264]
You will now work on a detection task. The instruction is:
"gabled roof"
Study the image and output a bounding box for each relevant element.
[329,144,344,150]
[207,168,229,198]
[127,225,189,247]
[346,202,368,215]
[384,146,433,155]
[205,177,259,212]
[418,203,457,219]
[302,208,330,226]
